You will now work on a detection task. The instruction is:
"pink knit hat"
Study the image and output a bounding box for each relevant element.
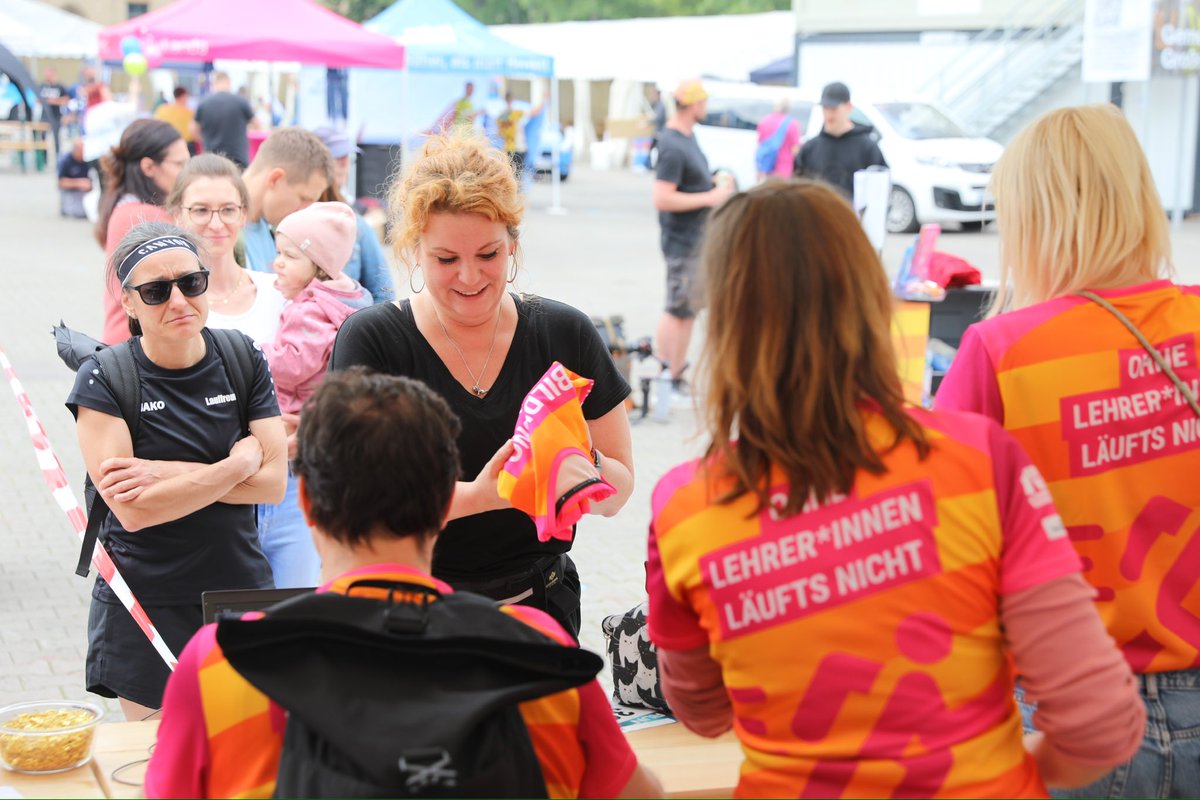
[275,202,357,279]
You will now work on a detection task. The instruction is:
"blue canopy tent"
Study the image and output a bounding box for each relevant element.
[749,55,794,86]
[304,0,562,206]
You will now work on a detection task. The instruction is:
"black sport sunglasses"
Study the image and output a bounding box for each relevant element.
[125,270,210,306]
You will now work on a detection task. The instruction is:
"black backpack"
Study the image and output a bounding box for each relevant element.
[74,328,257,577]
[216,579,605,798]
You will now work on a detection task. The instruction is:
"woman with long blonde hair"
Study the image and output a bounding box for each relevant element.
[937,104,1199,798]
[647,179,1143,797]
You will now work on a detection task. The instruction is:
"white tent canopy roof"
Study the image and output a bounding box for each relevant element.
[489,11,793,84]
[0,0,100,58]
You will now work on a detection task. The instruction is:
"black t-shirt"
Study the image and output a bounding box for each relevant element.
[66,329,280,605]
[39,82,67,123]
[655,127,715,258]
[195,91,254,167]
[330,295,631,582]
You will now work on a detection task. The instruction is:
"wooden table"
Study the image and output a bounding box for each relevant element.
[6,718,742,798]
[90,721,157,799]
[625,723,742,798]
[0,121,51,173]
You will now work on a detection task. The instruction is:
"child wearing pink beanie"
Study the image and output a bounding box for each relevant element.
[261,201,372,414]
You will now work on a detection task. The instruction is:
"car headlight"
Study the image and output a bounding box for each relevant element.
[915,155,958,168]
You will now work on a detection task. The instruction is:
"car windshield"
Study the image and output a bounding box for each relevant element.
[702,97,811,131]
[874,102,967,140]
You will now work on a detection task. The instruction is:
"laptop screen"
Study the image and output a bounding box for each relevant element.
[201,587,314,624]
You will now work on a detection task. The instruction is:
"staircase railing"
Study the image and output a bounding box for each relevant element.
[917,0,1084,133]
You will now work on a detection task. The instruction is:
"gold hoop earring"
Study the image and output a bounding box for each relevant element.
[409,266,425,294]
[507,257,517,284]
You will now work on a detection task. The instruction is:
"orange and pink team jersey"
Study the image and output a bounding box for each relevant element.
[936,279,1200,674]
[498,362,615,542]
[648,407,1082,798]
[144,564,636,799]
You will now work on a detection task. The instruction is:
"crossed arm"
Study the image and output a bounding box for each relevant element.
[76,408,288,532]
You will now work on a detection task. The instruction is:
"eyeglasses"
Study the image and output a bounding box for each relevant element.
[125,270,210,305]
[182,205,245,226]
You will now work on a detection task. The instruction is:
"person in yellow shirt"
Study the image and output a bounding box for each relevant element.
[154,87,198,155]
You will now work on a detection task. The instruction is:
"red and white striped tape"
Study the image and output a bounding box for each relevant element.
[0,345,177,670]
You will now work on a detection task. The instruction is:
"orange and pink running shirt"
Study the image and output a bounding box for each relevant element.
[144,565,636,799]
[937,280,1200,674]
[648,407,1082,798]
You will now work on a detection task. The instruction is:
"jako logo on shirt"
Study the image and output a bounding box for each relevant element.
[140,400,165,412]
[205,392,237,407]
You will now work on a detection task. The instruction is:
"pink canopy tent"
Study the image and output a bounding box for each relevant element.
[98,0,405,69]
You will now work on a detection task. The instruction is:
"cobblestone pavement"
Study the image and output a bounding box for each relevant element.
[1,162,1197,718]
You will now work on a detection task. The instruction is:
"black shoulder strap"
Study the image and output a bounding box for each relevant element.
[94,343,141,439]
[206,328,255,435]
[77,343,140,578]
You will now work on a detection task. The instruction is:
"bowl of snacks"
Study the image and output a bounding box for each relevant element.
[0,701,103,774]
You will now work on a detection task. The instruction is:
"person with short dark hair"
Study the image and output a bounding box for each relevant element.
[145,368,662,799]
[38,67,69,155]
[195,72,256,169]
[68,221,286,721]
[58,138,93,219]
[793,81,886,198]
[154,86,198,155]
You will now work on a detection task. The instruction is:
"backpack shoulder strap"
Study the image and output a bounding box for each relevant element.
[93,342,141,439]
[77,342,140,578]
[207,328,255,434]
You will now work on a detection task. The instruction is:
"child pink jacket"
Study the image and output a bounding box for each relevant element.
[261,277,371,414]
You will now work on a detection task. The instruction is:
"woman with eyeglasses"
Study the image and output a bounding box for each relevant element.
[98,119,189,345]
[646,180,1144,797]
[68,222,286,720]
[168,154,286,346]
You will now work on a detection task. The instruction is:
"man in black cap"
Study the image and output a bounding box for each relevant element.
[794,81,886,198]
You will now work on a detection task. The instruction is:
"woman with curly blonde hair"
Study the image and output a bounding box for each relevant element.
[330,131,633,636]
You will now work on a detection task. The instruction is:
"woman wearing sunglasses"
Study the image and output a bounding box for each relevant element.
[67,222,286,720]
[167,154,285,347]
[647,180,1144,797]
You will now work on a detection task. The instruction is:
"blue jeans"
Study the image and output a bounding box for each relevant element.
[1018,669,1200,798]
[256,473,320,588]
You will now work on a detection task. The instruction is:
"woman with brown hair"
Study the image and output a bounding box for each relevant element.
[97,118,189,345]
[646,180,1144,797]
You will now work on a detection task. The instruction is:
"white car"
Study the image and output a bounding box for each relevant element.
[692,80,814,192]
[693,81,1002,233]
[810,101,1002,233]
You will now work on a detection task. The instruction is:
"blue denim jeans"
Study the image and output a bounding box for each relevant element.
[1018,669,1200,798]
[255,473,321,588]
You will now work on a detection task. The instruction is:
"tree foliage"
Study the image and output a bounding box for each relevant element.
[322,0,788,25]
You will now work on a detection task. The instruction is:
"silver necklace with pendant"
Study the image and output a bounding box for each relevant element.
[432,302,503,398]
